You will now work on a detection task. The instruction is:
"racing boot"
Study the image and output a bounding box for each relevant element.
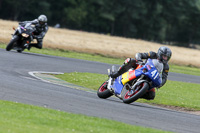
[110,58,137,78]
[109,64,128,78]
[27,44,32,50]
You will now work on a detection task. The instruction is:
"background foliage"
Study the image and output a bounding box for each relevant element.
[1,0,200,47]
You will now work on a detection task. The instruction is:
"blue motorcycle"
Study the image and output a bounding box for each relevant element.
[97,58,163,104]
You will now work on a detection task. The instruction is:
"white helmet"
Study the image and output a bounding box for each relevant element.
[38,14,47,25]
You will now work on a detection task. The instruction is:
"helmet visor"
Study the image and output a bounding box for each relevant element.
[39,21,45,25]
[162,55,169,61]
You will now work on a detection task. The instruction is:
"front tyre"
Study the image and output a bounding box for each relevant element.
[97,81,113,99]
[6,35,19,51]
[123,82,149,104]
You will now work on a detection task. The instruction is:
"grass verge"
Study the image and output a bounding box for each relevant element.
[0,44,200,76]
[55,72,200,111]
[0,100,170,133]
[170,64,200,76]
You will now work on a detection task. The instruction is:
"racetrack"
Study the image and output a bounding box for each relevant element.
[0,48,200,133]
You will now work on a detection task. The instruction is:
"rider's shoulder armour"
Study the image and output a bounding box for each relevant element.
[148,51,157,59]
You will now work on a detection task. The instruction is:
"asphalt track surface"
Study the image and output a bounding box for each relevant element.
[0,48,200,133]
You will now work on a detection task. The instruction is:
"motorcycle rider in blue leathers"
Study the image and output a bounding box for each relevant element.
[110,46,172,100]
[19,14,48,50]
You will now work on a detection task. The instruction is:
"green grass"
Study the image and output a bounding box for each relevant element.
[1,44,200,76]
[28,48,124,65]
[0,100,170,133]
[170,64,200,76]
[54,72,108,90]
[55,72,200,111]
[139,80,200,110]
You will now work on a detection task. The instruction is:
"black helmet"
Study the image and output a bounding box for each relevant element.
[157,46,172,63]
[38,14,47,25]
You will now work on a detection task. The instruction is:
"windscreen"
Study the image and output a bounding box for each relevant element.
[152,59,163,74]
[25,23,32,28]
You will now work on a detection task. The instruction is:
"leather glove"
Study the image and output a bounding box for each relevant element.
[136,59,144,65]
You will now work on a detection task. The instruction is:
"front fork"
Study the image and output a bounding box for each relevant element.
[107,77,113,92]
[107,76,123,100]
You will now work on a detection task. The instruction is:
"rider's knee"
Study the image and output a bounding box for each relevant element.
[37,42,43,49]
[141,88,155,100]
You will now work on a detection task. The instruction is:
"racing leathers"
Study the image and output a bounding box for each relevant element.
[19,19,48,49]
[135,51,169,87]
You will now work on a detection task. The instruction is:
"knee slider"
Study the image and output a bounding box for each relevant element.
[124,58,131,65]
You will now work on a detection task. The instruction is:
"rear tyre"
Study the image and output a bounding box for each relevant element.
[97,81,113,99]
[17,50,22,53]
[123,82,149,104]
[6,36,19,51]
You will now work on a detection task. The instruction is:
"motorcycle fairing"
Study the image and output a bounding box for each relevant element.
[121,64,143,85]
[112,69,143,95]
[143,59,162,87]
[121,72,132,85]
[110,59,162,95]
[111,76,124,95]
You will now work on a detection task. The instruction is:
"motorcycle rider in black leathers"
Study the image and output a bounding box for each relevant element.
[19,14,48,50]
[110,46,172,100]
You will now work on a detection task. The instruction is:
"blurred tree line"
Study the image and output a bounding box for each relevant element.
[1,0,200,47]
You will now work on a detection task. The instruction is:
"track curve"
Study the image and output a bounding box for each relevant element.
[0,48,200,133]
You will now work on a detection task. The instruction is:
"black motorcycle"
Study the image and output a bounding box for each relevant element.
[6,23,36,53]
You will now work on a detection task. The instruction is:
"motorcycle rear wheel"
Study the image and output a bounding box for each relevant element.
[97,81,113,99]
[6,36,19,51]
[17,49,22,53]
[123,82,149,104]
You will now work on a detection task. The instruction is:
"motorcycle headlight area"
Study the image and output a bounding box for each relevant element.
[22,33,29,38]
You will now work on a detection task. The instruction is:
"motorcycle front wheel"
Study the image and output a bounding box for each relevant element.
[6,35,19,51]
[123,82,149,104]
[97,81,113,99]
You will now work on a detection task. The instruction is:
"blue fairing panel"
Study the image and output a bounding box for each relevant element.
[144,59,162,87]
[112,76,124,95]
[134,69,143,78]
